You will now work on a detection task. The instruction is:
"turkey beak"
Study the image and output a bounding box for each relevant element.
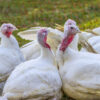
[14,27,18,31]
[77,29,81,33]
[78,30,81,33]
[12,26,18,31]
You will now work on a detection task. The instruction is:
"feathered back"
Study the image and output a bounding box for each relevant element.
[86,27,100,35]
[88,36,100,53]
[19,27,63,53]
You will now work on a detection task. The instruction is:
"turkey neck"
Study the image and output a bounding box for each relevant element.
[69,34,79,51]
[1,34,25,61]
[1,34,19,50]
[57,34,78,67]
[63,35,79,60]
[60,33,79,52]
[40,46,54,64]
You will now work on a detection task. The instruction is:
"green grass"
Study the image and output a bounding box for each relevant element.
[0,0,100,46]
[0,0,100,99]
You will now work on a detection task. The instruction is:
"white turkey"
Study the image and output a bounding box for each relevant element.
[19,27,63,60]
[87,36,100,54]
[85,27,100,54]
[19,19,78,60]
[79,31,100,53]
[56,21,100,53]
[71,27,100,53]
[0,28,62,100]
[92,27,100,35]
[56,21,100,100]
[0,23,25,94]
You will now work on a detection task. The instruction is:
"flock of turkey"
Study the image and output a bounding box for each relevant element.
[0,19,100,100]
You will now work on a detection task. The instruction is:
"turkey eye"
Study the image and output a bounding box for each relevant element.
[8,26,11,29]
[71,27,73,29]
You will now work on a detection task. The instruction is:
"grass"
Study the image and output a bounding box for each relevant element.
[0,0,100,46]
[0,0,100,99]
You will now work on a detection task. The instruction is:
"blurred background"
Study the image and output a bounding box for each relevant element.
[0,0,100,45]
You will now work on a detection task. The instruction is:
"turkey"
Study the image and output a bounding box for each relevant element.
[19,27,63,60]
[85,27,100,54]
[0,28,62,100]
[79,31,100,53]
[19,19,78,60]
[56,21,100,53]
[87,36,100,54]
[91,27,100,35]
[78,31,96,53]
[0,23,25,95]
[56,21,100,100]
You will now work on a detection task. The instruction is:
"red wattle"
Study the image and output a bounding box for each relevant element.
[44,35,47,42]
[5,31,12,38]
[44,35,51,50]
[45,43,51,50]
[60,34,74,52]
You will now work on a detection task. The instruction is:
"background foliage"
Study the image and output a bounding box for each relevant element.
[0,0,100,46]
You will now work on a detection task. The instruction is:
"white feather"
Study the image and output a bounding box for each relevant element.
[92,27,100,35]
[20,27,63,60]
[57,35,100,100]
[0,33,25,94]
[2,34,62,100]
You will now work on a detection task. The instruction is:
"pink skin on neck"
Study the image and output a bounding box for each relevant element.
[44,35,51,50]
[60,34,74,52]
[38,29,51,50]
[4,31,12,38]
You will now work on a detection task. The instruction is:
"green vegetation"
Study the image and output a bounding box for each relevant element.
[0,0,100,99]
[0,0,100,46]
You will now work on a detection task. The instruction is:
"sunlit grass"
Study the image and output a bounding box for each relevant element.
[0,0,97,47]
[0,0,100,30]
